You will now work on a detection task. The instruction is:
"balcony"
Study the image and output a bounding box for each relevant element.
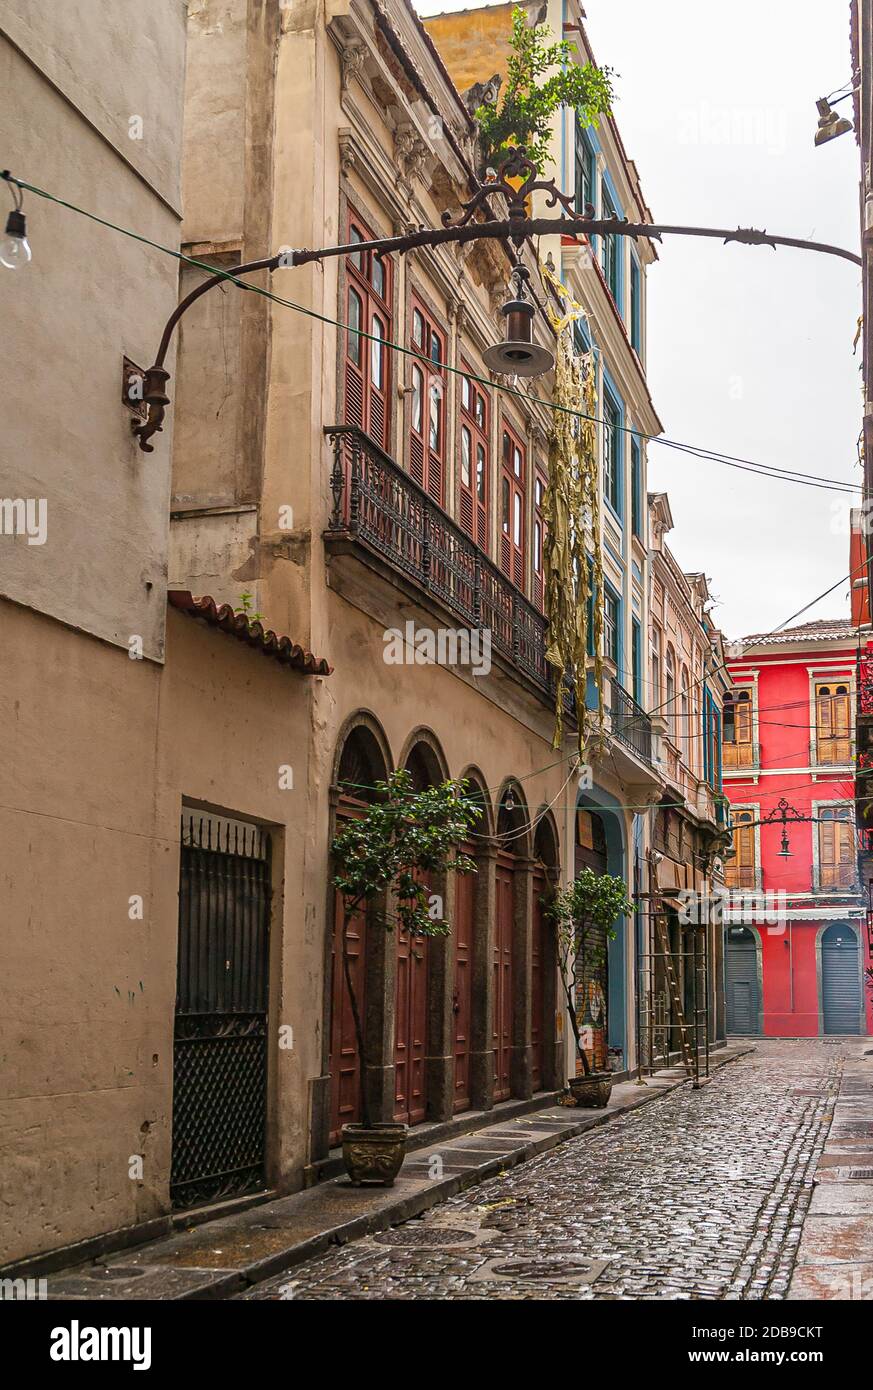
[723,741,760,772]
[324,427,573,715]
[609,679,653,765]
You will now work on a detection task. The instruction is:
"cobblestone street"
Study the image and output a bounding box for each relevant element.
[245,1041,854,1301]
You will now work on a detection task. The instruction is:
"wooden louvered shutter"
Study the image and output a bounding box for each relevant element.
[726,811,755,890]
[820,813,837,888]
[500,424,526,588]
[459,424,475,536]
[533,471,547,611]
[344,284,365,430]
[459,373,490,549]
[408,363,425,488]
[817,683,850,764]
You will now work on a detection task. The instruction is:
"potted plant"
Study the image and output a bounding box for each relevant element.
[546,866,633,1107]
[331,769,482,1184]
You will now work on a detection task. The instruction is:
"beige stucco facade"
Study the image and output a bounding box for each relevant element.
[1,0,729,1271]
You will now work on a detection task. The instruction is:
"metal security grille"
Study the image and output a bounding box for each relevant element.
[171,813,272,1209]
[822,924,862,1034]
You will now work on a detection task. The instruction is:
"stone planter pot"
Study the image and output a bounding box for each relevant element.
[341,1122,408,1186]
[568,1073,612,1108]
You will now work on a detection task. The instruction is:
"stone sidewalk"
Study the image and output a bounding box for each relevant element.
[788,1042,873,1300]
[34,1046,751,1301]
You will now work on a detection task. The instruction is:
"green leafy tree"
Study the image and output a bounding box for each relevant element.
[475,6,614,173]
[546,867,632,1077]
[332,770,483,1128]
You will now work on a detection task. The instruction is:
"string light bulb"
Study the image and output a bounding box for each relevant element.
[0,175,31,271]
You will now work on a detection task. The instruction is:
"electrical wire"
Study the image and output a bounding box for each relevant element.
[3,172,862,496]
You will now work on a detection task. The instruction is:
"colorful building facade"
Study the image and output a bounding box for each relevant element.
[724,621,872,1037]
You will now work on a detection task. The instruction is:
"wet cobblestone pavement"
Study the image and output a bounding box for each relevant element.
[244,1041,850,1301]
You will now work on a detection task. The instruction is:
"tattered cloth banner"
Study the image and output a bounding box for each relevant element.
[539,258,604,758]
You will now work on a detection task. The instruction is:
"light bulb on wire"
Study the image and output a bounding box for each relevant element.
[0,174,31,271]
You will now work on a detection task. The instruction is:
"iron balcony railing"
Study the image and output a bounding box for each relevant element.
[325,426,573,711]
[609,679,653,765]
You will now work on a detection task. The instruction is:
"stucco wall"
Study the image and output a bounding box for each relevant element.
[0,3,186,660]
[0,602,317,1266]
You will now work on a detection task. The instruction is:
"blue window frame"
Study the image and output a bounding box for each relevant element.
[601,182,619,302]
[603,389,621,518]
[630,255,642,353]
[575,127,596,217]
[632,618,642,705]
[604,585,620,667]
[631,436,642,540]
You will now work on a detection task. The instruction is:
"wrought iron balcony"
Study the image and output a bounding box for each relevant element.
[609,679,653,765]
[325,426,572,712]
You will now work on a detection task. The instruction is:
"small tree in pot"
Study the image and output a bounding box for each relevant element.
[331,769,482,1183]
[546,866,633,1107]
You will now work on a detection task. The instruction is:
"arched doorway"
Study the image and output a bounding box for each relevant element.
[393,739,443,1125]
[532,815,559,1093]
[821,923,862,1034]
[452,771,490,1114]
[725,925,760,1035]
[494,784,528,1101]
[329,720,390,1145]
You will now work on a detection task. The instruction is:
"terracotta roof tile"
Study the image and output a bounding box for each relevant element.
[739,618,857,647]
[168,591,332,675]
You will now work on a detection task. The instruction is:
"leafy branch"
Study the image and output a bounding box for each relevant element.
[331,770,483,1127]
[475,6,614,173]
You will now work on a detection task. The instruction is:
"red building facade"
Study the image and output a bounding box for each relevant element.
[723,620,872,1037]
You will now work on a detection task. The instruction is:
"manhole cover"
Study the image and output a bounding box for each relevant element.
[848,1169,873,1179]
[373,1226,476,1248]
[470,1254,608,1286]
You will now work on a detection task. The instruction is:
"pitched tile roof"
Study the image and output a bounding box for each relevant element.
[740,618,857,647]
[168,591,332,675]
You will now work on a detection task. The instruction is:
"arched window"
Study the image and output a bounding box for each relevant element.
[724,808,756,890]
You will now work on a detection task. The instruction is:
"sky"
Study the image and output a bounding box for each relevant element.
[412,0,862,639]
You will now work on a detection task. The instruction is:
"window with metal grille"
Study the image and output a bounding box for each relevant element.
[343,217,392,450]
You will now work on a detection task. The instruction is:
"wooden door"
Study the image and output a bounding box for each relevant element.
[394,925,429,1125]
[493,861,514,1101]
[343,219,391,450]
[459,370,489,550]
[819,808,855,889]
[452,858,474,1112]
[724,809,756,890]
[531,872,546,1092]
[329,890,366,1145]
[816,683,851,765]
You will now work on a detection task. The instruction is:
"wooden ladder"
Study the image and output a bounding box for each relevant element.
[654,912,693,1076]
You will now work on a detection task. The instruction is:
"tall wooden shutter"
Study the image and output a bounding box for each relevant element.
[816,684,851,764]
[459,370,490,551]
[500,424,526,588]
[343,219,391,450]
[819,810,854,888]
[726,810,755,889]
[409,301,445,505]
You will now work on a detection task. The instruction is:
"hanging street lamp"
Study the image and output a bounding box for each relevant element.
[5,145,859,453]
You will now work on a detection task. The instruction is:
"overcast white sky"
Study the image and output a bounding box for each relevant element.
[413,0,862,639]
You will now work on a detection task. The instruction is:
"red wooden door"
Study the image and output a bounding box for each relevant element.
[329,890,366,1145]
[452,859,474,1112]
[343,219,391,451]
[408,301,445,505]
[531,872,546,1092]
[493,861,514,1101]
[394,927,429,1124]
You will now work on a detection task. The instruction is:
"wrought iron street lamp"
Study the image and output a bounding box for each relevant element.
[17,147,853,453]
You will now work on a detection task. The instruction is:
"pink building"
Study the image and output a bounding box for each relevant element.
[723,620,872,1037]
